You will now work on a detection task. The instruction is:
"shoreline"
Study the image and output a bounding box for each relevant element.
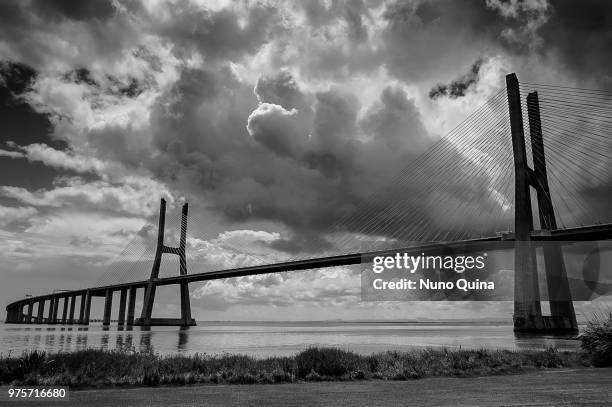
[0,320,583,358]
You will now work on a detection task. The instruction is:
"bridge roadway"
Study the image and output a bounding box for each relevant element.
[5,223,612,326]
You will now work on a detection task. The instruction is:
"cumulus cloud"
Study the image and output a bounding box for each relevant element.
[191,266,360,311]
[6,143,107,174]
[188,229,288,272]
[254,70,308,110]
[0,149,24,158]
[361,86,429,151]
[246,103,306,158]
[486,0,550,49]
[1,176,170,217]
[0,204,37,227]
[151,1,281,62]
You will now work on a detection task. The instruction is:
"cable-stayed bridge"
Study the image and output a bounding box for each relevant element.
[5,73,612,333]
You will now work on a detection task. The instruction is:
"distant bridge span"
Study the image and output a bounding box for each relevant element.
[5,223,612,328]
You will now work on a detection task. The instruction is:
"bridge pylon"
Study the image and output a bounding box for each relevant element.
[506,73,577,334]
[134,198,196,326]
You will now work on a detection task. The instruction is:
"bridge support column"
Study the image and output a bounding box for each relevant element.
[103,289,113,326]
[507,73,544,332]
[118,288,127,326]
[52,297,60,324]
[180,282,192,324]
[78,293,86,324]
[27,302,34,323]
[138,282,156,326]
[17,304,24,323]
[126,286,137,326]
[80,292,91,325]
[178,203,194,326]
[36,299,45,324]
[47,298,54,323]
[5,306,15,323]
[68,295,76,324]
[61,297,69,324]
[137,198,166,326]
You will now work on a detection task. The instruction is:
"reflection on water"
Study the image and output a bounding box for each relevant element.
[0,321,581,358]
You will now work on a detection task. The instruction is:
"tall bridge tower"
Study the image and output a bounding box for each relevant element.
[506,73,577,333]
[134,198,196,326]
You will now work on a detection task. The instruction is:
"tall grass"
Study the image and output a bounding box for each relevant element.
[0,346,584,388]
[581,311,612,367]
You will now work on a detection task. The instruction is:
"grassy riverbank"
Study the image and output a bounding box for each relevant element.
[581,311,612,366]
[0,346,590,388]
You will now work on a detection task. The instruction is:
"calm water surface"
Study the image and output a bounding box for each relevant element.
[0,321,580,358]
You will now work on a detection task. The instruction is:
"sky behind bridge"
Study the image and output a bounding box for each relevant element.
[1,0,611,321]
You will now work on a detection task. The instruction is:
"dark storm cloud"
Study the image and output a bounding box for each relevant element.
[361,86,429,151]
[381,0,611,92]
[154,2,281,61]
[0,62,37,95]
[149,68,437,250]
[429,58,485,99]
[31,0,116,21]
[0,62,71,189]
[247,103,306,158]
[152,67,256,159]
[299,0,371,43]
[62,67,145,98]
[380,0,509,83]
[243,74,508,250]
[0,0,139,71]
[65,68,98,87]
[539,0,612,89]
[148,66,260,197]
[254,71,308,110]
[313,89,359,149]
[0,2,31,41]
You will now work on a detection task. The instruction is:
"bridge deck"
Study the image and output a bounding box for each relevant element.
[5,223,612,312]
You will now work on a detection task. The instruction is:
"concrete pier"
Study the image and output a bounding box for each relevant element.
[103,289,113,326]
[27,302,33,323]
[61,297,69,323]
[68,295,76,324]
[126,286,137,326]
[117,288,127,325]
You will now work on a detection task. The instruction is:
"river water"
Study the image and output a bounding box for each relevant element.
[0,321,581,358]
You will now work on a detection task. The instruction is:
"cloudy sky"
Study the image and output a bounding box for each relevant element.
[1,0,611,321]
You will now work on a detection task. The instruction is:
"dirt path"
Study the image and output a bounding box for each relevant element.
[3,368,611,406]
